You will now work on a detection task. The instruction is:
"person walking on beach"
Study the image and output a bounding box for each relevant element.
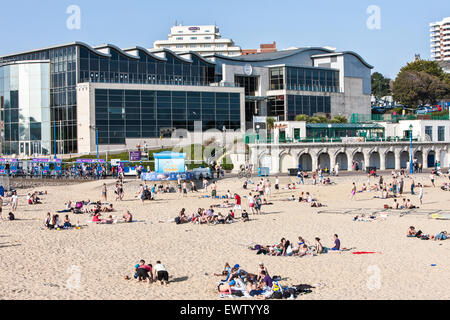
[11,191,18,213]
[410,179,415,195]
[101,183,107,202]
[350,183,357,200]
[0,195,3,221]
[418,183,424,205]
[248,193,256,214]
[234,193,242,216]
[211,181,217,198]
[275,176,279,191]
[430,173,435,188]
[182,181,187,197]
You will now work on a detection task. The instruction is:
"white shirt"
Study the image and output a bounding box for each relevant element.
[154,264,166,272]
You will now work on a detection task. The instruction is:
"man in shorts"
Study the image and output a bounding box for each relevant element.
[234,193,242,216]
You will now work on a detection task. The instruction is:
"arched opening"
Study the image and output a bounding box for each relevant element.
[352,152,364,171]
[439,150,447,169]
[414,151,423,165]
[385,152,395,169]
[369,152,381,169]
[427,150,436,168]
[299,153,312,172]
[335,152,348,171]
[318,153,330,170]
[259,155,272,171]
[400,151,409,169]
[280,154,294,173]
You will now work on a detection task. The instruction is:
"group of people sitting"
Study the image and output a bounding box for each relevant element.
[385,198,418,210]
[287,192,324,207]
[249,235,341,256]
[126,259,169,286]
[92,210,133,224]
[216,262,309,299]
[407,226,449,241]
[58,200,114,215]
[44,212,75,230]
[26,191,44,205]
[175,207,250,225]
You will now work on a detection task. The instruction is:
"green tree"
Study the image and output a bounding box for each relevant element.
[294,114,309,122]
[266,117,275,130]
[371,72,391,98]
[401,60,445,80]
[329,115,348,123]
[393,70,448,107]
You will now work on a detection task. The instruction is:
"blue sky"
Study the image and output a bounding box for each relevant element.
[1,0,449,79]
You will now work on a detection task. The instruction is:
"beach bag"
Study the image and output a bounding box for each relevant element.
[272,291,283,299]
[174,217,181,224]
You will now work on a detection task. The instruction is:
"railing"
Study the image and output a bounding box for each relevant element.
[351,113,450,123]
[245,133,420,144]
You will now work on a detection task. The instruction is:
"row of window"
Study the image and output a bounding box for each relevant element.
[425,125,446,141]
[94,90,241,144]
[269,67,340,92]
[286,95,331,119]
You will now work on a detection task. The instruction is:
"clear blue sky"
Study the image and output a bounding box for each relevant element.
[1,0,449,79]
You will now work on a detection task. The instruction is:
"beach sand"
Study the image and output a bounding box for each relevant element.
[1,172,450,300]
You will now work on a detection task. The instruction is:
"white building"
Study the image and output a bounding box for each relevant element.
[153,24,242,56]
[430,17,450,62]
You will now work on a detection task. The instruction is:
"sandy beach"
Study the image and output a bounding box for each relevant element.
[1,171,450,300]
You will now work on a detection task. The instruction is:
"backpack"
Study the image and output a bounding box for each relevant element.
[174,217,181,224]
[272,291,283,299]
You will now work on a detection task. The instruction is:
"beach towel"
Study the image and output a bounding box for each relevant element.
[352,252,379,255]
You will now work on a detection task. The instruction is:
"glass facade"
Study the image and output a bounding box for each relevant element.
[269,67,284,90]
[0,43,218,154]
[0,62,51,155]
[286,95,331,120]
[286,67,339,92]
[95,89,241,145]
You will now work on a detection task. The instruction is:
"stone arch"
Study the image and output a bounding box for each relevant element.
[427,150,436,168]
[317,152,331,170]
[279,153,294,173]
[299,153,313,172]
[335,152,348,171]
[369,151,381,169]
[259,153,272,170]
[414,150,423,165]
[400,151,409,169]
[352,152,364,171]
[385,151,395,169]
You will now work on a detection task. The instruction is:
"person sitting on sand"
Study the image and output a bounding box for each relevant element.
[241,210,250,222]
[92,212,102,223]
[331,234,340,251]
[407,226,423,238]
[44,212,52,229]
[63,215,72,229]
[8,212,15,221]
[123,210,133,223]
[135,260,153,283]
[314,237,325,254]
[51,214,62,229]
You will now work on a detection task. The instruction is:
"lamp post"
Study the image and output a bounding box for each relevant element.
[409,124,414,174]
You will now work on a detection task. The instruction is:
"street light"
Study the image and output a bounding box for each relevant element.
[409,124,414,174]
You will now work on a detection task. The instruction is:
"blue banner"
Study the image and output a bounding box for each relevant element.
[142,172,193,181]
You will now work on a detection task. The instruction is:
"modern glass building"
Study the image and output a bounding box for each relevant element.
[0,61,51,155]
[0,42,245,156]
[206,47,373,129]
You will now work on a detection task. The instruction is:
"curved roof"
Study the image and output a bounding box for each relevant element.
[311,51,373,69]
[177,51,216,65]
[207,47,334,62]
[93,44,140,60]
[122,46,167,62]
[148,48,193,64]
